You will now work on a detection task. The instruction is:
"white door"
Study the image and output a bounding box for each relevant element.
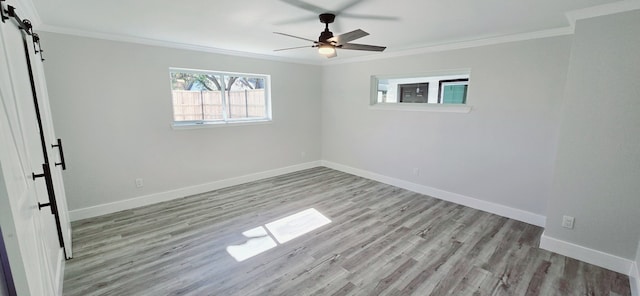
[29,37,73,259]
[0,7,65,295]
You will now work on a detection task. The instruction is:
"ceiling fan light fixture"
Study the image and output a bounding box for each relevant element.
[318,44,335,55]
[274,13,385,57]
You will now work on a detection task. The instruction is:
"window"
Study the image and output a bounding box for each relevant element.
[399,83,429,103]
[371,69,472,113]
[169,68,271,126]
[439,79,469,104]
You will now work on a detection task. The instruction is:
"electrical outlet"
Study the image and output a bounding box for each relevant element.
[300,151,306,160]
[135,178,144,188]
[412,168,420,176]
[562,215,575,229]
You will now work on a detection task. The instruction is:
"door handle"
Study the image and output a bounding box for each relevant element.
[32,170,51,210]
[51,138,66,170]
[31,163,64,248]
[32,163,58,215]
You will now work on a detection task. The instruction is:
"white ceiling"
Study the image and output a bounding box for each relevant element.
[30,0,624,63]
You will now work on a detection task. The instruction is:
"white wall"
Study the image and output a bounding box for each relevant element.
[33,11,640,291]
[321,36,572,219]
[40,32,322,211]
[544,10,640,260]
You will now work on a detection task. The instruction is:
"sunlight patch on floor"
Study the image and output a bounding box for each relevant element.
[226,208,331,262]
[225,226,278,262]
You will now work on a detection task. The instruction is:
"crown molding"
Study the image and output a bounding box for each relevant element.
[37,23,573,67]
[36,24,322,66]
[36,23,574,68]
[32,0,640,67]
[324,26,574,65]
[565,0,640,29]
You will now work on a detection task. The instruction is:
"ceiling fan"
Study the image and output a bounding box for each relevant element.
[274,13,386,58]
[276,0,399,29]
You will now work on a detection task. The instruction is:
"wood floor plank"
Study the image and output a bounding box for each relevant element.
[447,265,497,295]
[63,167,631,296]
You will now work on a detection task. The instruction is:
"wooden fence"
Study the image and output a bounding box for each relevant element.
[172,90,266,121]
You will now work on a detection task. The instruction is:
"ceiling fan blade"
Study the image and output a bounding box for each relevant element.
[279,0,326,14]
[274,15,317,26]
[327,29,368,45]
[274,45,314,52]
[335,0,366,13]
[339,13,400,21]
[273,32,317,43]
[340,43,386,52]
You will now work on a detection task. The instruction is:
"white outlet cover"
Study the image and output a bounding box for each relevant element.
[562,215,574,229]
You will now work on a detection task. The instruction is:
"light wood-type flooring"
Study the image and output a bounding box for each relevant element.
[64,167,631,296]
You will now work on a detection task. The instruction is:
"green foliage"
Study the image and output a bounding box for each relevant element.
[170,72,266,91]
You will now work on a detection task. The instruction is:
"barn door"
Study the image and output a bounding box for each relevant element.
[0,2,67,295]
[2,3,72,259]
[26,22,73,260]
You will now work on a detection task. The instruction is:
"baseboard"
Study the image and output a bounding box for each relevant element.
[320,160,546,227]
[539,231,633,275]
[69,161,322,221]
[66,159,638,293]
[70,160,545,226]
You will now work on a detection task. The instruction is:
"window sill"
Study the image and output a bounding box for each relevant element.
[171,119,272,130]
[369,103,472,113]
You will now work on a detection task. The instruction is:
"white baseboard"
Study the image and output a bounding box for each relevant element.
[539,231,634,275]
[320,160,546,227]
[68,161,322,221]
[67,159,639,293]
[69,159,545,226]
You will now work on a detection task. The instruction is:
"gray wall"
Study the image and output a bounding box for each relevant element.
[321,36,572,217]
[40,32,322,211]
[545,10,640,259]
[40,11,640,264]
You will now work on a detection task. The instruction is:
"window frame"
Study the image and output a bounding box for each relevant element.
[438,79,469,104]
[169,67,272,128]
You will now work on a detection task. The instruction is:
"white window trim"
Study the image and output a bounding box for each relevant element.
[169,67,272,127]
[171,119,273,130]
[369,103,472,113]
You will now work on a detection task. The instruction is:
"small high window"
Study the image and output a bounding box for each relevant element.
[169,68,271,126]
[439,79,469,104]
[371,70,472,113]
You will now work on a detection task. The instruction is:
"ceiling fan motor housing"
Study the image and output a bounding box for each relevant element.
[318,13,336,43]
[319,30,334,43]
[319,13,336,24]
